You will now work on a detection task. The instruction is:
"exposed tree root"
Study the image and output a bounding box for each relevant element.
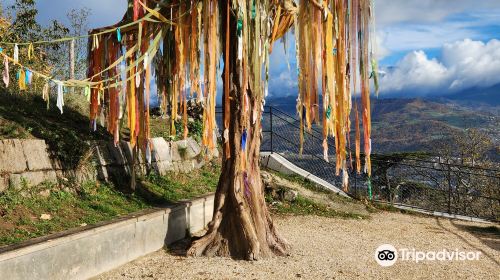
[187,161,290,260]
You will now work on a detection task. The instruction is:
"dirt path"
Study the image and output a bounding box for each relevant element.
[95,212,499,280]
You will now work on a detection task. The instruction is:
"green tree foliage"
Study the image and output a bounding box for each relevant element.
[0,0,66,93]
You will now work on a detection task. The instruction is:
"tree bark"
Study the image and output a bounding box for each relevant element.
[187,1,289,260]
[187,100,290,260]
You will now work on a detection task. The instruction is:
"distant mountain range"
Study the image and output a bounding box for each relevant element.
[266,92,498,156]
[433,83,500,112]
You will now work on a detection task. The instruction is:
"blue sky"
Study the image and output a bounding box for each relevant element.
[3,0,500,97]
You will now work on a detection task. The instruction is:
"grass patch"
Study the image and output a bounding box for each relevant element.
[264,168,360,206]
[265,169,372,218]
[0,163,222,248]
[369,202,401,213]
[0,118,32,139]
[139,162,220,203]
[271,195,369,220]
[149,117,173,140]
[150,117,203,142]
[263,168,329,194]
[0,181,148,248]
[367,201,428,217]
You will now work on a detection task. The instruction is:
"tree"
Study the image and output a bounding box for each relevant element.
[1,0,69,93]
[7,0,42,42]
[67,7,91,80]
[89,0,375,260]
[423,129,499,218]
[186,0,291,259]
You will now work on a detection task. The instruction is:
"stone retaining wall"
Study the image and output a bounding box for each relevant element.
[0,139,59,192]
[0,137,217,192]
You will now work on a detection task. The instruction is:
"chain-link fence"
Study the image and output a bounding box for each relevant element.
[216,106,500,221]
[363,155,500,221]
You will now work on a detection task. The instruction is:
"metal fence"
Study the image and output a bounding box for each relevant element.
[216,106,500,221]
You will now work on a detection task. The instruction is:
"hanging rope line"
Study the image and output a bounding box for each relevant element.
[0,26,163,90]
[0,5,171,46]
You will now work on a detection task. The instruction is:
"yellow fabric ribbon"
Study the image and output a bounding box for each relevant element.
[92,35,99,51]
[128,57,137,147]
[28,43,34,60]
[18,69,26,90]
[137,0,176,25]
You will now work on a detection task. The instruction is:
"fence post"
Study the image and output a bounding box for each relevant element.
[69,39,75,94]
[270,106,273,153]
[447,162,452,214]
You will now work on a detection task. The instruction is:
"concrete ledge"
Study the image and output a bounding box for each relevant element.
[374,201,495,224]
[0,193,215,280]
[261,152,350,198]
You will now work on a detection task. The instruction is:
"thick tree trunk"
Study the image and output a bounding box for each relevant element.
[187,0,289,260]
[187,99,289,259]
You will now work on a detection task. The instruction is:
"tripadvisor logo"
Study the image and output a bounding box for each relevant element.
[375,244,398,267]
[375,244,481,267]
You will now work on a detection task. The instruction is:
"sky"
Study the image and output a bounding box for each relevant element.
[3,0,500,98]
[271,0,500,97]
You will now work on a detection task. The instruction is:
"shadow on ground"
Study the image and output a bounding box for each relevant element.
[435,217,500,266]
[452,222,500,252]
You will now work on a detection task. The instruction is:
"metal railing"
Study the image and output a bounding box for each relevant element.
[215,106,500,221]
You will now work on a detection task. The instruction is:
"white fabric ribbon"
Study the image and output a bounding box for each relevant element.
[13,44,19,64]
[56,82,64,114]
[144,52,149,69]
[238,37,243,60]
[2,57,9,87]
[223,128,229,143]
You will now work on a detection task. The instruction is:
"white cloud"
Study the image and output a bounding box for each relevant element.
[379,22,478,53]
[379,39,500,95]
[268,70,297,97]
[374,33,390,60]
[375,0,500,59]
[379,50,447,94]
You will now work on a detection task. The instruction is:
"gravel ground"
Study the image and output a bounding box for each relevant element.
[96,212,499,280]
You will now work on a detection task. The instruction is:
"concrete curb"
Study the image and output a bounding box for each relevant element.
[374,201,496,224]
[261,152,351,198]
[0,194,215,280]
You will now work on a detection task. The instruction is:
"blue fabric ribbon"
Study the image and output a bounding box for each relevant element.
[25,70,31,84]
[251,1,256,19]
[117,28,122,42]
[237,19,243,37]
[241,129,247,151]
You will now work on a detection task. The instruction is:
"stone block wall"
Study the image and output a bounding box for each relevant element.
[0,137,217,192]
[0,139,59,192]
[93,137,217,183]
